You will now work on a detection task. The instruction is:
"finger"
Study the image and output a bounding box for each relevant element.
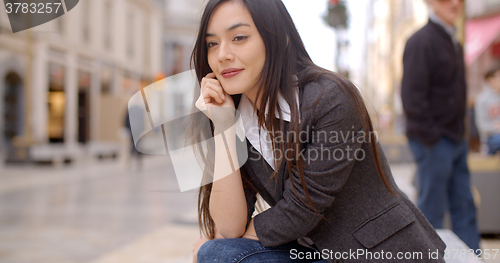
[202,88,219,104]
[205,72,216,79]
[208,81,226,101]
[203,84,224,104]
[202,79,225,100]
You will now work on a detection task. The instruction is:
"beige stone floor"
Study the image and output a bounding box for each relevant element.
[90,225,199,263]
[0,155,199,263]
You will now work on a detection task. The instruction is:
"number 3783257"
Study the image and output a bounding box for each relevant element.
[5,3,62,14]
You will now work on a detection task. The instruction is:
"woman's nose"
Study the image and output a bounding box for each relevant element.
[218,42,235,62]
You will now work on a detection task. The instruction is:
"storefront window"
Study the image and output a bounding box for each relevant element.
[48,63,65,143]
[101,66,112,94]
[78,70,91,143]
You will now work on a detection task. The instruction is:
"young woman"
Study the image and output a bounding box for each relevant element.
[188,0,446,262]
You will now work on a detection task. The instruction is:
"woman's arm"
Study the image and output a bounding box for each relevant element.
[195,73,249,238]
[209,124,248,238]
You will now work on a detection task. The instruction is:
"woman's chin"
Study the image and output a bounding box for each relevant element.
[223,87,244,95]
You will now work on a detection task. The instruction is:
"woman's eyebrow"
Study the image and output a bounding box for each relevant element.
[206,22,251,37]
[227,22,250,31]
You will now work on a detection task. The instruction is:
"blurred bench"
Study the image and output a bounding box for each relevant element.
[86,142,121,160]
[30,142,123,167]
[468,153,500,235]
[30,144,83,167]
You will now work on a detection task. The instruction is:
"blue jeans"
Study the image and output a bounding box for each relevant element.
[197,238,328,263]
[408,136,480,251]
[487,134,500,155]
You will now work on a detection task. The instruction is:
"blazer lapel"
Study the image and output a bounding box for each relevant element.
[244,139,278,206]
[242,85,305,207]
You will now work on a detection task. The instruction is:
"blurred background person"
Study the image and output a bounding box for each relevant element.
[401,0,480,251]
[124,105,144,170]
[475,64,500,155]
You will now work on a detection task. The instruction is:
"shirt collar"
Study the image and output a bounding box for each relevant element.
[429,10,457,39]
[239,90,297,122]
[238,88,300,170]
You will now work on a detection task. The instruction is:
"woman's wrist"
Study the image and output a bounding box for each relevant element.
[213,119,237,134]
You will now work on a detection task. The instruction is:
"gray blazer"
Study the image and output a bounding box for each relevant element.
[242,77,446,263]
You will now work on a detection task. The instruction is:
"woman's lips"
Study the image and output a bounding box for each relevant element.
[221,69,243,78]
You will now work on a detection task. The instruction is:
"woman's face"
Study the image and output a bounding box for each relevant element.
[206,1,266,104]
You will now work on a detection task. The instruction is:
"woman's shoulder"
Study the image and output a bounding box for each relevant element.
[300,74,360,117]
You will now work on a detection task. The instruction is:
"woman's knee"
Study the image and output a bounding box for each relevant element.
[197,239,219,261]
[197,238,261,262]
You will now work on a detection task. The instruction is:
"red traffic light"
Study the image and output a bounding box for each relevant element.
[329,0,339,6]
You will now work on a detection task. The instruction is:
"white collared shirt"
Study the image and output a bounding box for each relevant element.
[238,89,300,170]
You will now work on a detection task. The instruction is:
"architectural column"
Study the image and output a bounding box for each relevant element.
[65,52,78,148]
[112,68,121,95]
[32,41,48,143]
[90,61,101,141]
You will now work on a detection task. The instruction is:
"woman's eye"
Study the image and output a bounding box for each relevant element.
[207,42,218,49]
[233,35,248,42]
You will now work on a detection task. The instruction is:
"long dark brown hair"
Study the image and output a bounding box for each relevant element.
[187,0,394,239]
